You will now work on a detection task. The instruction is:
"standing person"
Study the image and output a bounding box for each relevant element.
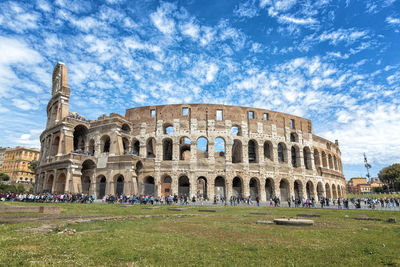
[256,196,260,207]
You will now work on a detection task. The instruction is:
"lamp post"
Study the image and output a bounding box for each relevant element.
[364,153,373,209]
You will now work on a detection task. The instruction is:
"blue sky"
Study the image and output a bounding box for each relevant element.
[0,0,399,179]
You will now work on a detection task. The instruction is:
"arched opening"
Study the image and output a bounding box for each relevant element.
[248,140,258,163]
[163,138,173,160]
[249,178,259,200]
[328,154,333,169]
[54,173,66,194]
[232,176,243,197]
[144,176,155,195]
[303,147,312,169]
[44,174,54,192]
[180,137,191,161]
[264,141,273,161]
[73,125,88,152]
[306,181,314,200]
[164,124,174,135]
[278,143,286,163]
[332,184,337,199]
[321,152,327,167]
[81,159,95,194]
[197,177,207,199]
[97,176,106,199]
[231,125,241,136]
[337,185,342,198]
[294,180,303,200]
[132,139,140,155]
[101,135,111,153]
[317,182,324,200]
[232,139,242,163]
[146,138,156,158]
[214,176,226,198]
[265,178,274,200]
[314,149,320,167]
[115,175,124,196]
[325,183,332,199]
[214,137,226,160]
[280,179,290,201]
[291,146,300,167]
[290,132,298,142]
[196,137,208,159]
[178,175,190,196]
[122,137,129,154]
[51,136,60,156]
[161,175,172,196]
[89,139,95,155]
[121,123,131,134]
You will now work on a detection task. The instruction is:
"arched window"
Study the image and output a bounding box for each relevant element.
[264,141,273,160]
[290,133,298,142]
[248,140,258,163]
[101,135,110,153]
[73,125,88,151]
[278,143,286,163]
[214,137,226,159]
[180,137,191,160]
[232,139,242,163]
[122,137,129,154]
[231,126,241,136]
[163,138,173,160]
[303,147,312,170]
[197,137,208,159]
[146,138,156,158]
[164,124,174,135]
[88,139,95,155]
[121,124,131,134]
[291,146,299,167]
[314,149,320,167]
[132,139,140,155]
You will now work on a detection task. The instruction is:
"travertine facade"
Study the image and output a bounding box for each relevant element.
[35,63,346,201]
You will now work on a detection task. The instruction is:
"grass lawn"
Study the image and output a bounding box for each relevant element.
[0,202,399,266]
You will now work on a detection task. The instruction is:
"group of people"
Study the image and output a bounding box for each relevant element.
[1,191,399,210]
[0,192,94,203]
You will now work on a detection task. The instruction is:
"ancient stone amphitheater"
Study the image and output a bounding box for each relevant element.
[35,62,346,201]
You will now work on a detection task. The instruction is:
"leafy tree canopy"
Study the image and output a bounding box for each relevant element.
[378,163,400,185]
[0,172,10,181]
[28,160,38,174]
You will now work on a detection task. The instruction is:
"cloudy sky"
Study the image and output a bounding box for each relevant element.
[0,0,399,179]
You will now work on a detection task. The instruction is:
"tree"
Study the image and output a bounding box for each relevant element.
[0,172,10,181]
[28,160,39,174]
[17,183,25,193]
[378,163,400,192]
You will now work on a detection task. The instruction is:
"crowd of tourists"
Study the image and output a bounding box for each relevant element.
[1,192,399,210]
[0,192,93,203]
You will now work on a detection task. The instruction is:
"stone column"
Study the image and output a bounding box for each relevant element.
[243,178,250,198]
[190,174,197,198]
[259,179,266,202]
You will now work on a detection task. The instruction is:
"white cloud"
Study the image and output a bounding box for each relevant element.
[278,15,317,25]
[150,3,176,35]
[386,16,400,24]
[234,0,259,18]
[318,28,368,45]
[180,21,200,40]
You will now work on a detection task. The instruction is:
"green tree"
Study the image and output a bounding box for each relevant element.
[378,163,400,192]
[17,183,25,193]
[0,172,10,181]
[28,160,39,174]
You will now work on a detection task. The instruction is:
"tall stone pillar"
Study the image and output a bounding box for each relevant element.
[259,179,266,202]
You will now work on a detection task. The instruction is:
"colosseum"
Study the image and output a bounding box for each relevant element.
[35,62,346,202]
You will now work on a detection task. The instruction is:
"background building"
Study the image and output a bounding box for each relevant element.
[1,147,40,183]
[0,147,10,170]
[346,177,384,194]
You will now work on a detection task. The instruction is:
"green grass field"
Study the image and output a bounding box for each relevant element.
[0,203,399,266]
